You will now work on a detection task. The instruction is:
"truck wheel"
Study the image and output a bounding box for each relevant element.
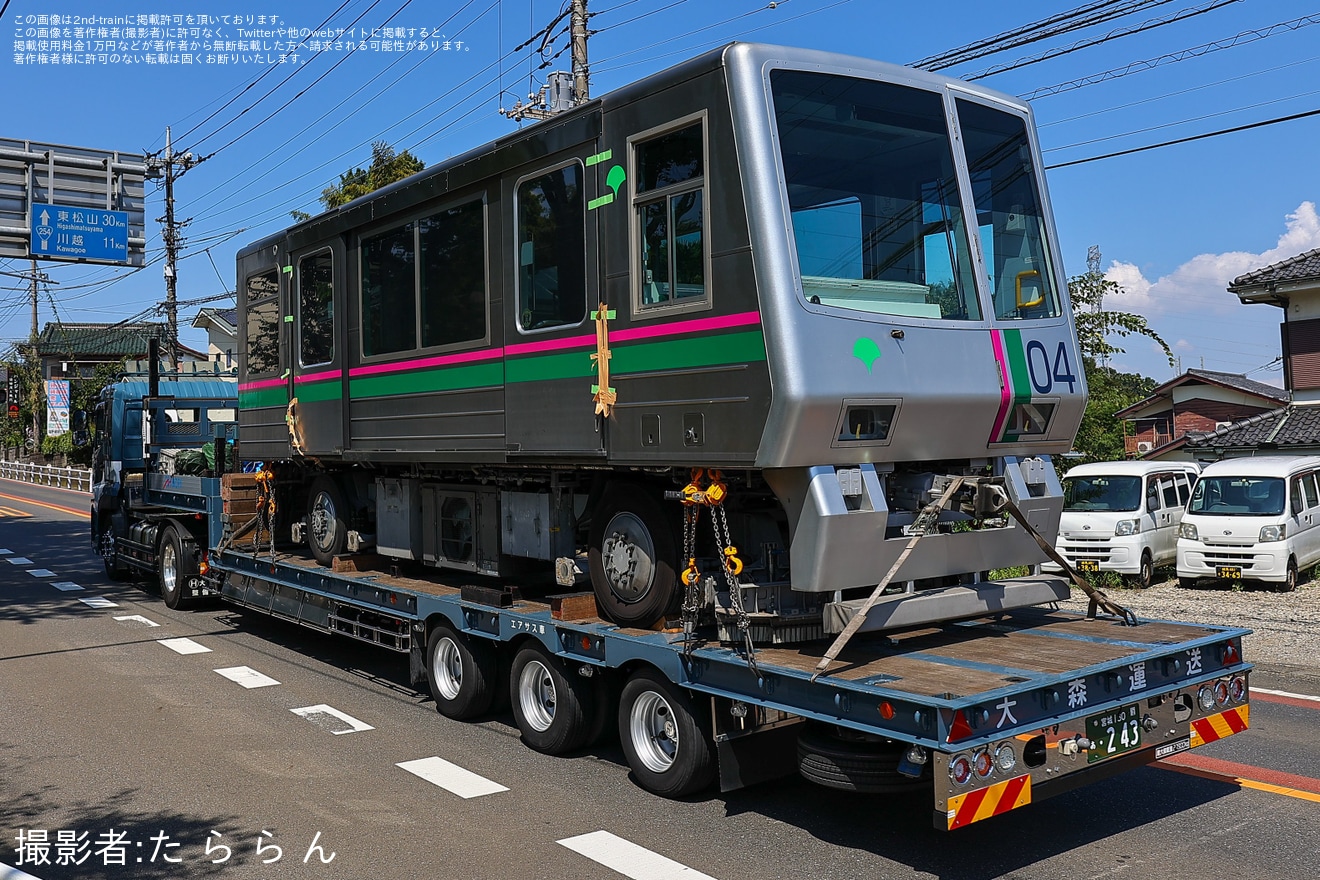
[307,475,348,566]
[158,526,195,610]
[1279,557,1299,593]
[510,643,592,754]
[426,624,497,720]
[618,668,714,798]
[796,726,927,793]
[100,525,130,581]
[1127,552,1154,589]
[588,484,678,627]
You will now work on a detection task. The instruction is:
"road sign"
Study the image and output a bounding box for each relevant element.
[30,202,130,264]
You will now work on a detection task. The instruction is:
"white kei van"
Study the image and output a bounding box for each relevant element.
[1177,455,1320,592]
[1047,461,1200,587]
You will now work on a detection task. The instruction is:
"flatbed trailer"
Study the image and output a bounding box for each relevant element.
[198,480,1250,830]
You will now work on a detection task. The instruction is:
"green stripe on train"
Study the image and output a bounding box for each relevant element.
[239,386,290,409]
[504,329,767,384]
[349,361,504,399]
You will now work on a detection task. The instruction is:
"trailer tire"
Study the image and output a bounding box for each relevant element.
[796,727,928,793]
[158,525,195,611]
[589,484,679,627]
[307,475,348,566]
[510,643,592,755]
[618,669,714,798]
[426,624,497,720]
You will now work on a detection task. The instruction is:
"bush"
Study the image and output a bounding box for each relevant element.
[39,432,73,456]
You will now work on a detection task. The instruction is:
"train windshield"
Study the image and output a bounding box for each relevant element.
[772,70,981,321]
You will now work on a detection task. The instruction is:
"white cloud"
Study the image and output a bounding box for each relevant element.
[1103,201,1320,316]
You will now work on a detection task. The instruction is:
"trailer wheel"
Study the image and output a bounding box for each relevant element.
[510,643,592,754]
[796,726,928,793]
[618,669,714,798]
[588,484,678,627]
[307,475,348,566]
[426,624,497,720]
[158,526,195,610]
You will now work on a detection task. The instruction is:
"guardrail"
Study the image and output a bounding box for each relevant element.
[0,460,91,492]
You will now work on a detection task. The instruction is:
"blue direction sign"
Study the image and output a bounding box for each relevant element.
[30,202,130,264]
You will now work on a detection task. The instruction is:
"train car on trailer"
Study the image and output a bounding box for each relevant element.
[235,41,1085,639]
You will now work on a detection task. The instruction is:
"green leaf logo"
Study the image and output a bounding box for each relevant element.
[853,337,882,373]
[606,164,627,197]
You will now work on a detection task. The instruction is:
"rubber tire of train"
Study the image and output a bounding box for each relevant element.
[796,726,929,794]
[426,623,497,720]
[588,484,679,627]
[306,475,349,566]
[510,642,593,755]
[618,669,714,799]
[158,525,195,611]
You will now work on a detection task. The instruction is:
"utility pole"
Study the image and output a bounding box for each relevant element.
[146,127,198,371]
[501,0,590,123]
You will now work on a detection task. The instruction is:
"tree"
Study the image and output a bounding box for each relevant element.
[291,141,425,222]
[1066,257,1173,464]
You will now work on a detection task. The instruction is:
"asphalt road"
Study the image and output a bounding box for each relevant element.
[2,477,1319,880]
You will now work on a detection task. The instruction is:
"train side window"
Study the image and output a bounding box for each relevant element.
[361,221,418,356]
[244,271,280,377]
[298,250,334,367]
[633,120,706,309]
[421,197,487,347]
[516,162,586,332]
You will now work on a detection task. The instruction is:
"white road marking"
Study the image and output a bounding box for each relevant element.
[1254,687,1320,703]
[6,557,32,565]
[213,666,280,688]
[113,614,160,627]
[1,859,47,879]
[158,637,212,655]
[396,756,508,799]
[291,704,375,734]
[26,569,55,577]
[0,548,12,554]
[557,832,718,880]
[77,597,119,609]
[50,581,83,591]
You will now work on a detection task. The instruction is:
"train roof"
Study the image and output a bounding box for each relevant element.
[237,42,1028,262]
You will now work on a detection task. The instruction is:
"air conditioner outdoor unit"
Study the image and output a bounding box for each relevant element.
[1136,441,1153,453]
[1215,421,1233,430]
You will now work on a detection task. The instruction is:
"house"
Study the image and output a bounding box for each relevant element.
[1185,248,1320,459]
[192,307,239,371]
[1113,369,1286,460]
[34,322,208,380]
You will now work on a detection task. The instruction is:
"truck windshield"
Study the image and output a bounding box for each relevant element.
[1189,476,1286,516]
[771,70,981,321]
[1063,475,1141,512]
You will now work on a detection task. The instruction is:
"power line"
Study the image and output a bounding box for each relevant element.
[964,0,1240,81]
[1046,106,1320,169]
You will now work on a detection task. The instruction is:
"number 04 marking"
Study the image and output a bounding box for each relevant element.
[1025,340,1077,394]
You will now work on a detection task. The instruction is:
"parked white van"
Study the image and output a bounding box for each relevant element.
[1177,454,1320,592]
[1048,461,1200,587]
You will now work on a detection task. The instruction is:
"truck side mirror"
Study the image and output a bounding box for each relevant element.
[70,409,89,446]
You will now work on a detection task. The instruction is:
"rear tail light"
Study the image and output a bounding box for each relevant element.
[1229,676,1247,702]
[949,755,973,786]
[973,749,994,779]
[1213,680,1229,706]
[1197,685,1216,712]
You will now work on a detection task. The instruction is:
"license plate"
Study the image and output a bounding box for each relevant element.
[1217,566,1242,580]
[1085,703,1142,764]
[1076,559,1100,573]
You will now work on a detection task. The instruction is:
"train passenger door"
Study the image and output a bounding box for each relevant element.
[503,157,603,457]
[290,245,345,456]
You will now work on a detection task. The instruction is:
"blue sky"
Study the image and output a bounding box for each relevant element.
[3,0,1318,386]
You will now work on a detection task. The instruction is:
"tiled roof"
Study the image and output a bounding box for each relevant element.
[1229,248,1320,292]
[1114,368,1287,419]
[1185,405,1320,449]
[35,323,165,357]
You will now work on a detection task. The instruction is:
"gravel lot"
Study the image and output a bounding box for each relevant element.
[1057,570,1320,684]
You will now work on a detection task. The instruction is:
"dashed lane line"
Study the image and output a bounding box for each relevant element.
[557,831,718,880]
[6,557,32,565]
[158,637,212,655]
[1,860,46,879]
[396,757,508,799]
[214,666,280,688]
[26,569,55,577]
[77,597,119,609]
[50,581,83,591]
[291,704,374,735]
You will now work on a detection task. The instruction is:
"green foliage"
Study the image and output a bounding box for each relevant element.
[39,431,72,455]
[320,141,425,211]
[1066,265,1173,464]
